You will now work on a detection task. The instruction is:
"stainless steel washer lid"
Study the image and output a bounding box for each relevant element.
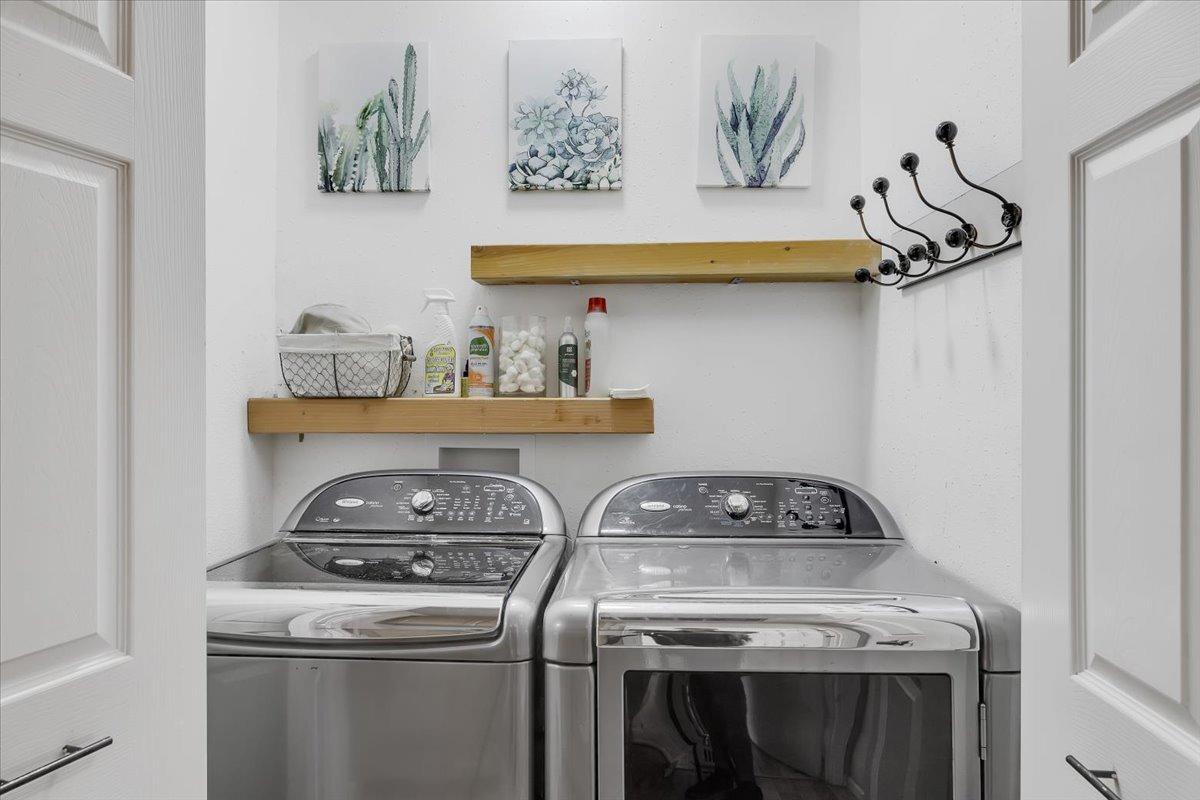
[207,471,567,660]
[207,537,539,643]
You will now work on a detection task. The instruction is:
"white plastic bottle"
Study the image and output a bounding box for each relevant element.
[584,297,610,397]
[466,305,496,397]
[421,289,459,397]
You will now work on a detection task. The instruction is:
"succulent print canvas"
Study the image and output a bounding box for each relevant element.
[697,35,815,188]
[508,39,622,191]
[317,42,431,193]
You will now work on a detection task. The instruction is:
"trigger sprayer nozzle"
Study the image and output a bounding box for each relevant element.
[421,288,456,312]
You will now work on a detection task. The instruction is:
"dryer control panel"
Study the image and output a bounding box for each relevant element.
[596,476,887,537]
[289,473,544,535]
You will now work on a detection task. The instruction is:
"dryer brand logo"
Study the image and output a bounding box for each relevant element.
[335,497,365,508]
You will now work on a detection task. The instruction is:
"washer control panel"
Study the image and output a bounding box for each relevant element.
[292,542,535,586]
[598,476,886,537]
[292,474,542,534]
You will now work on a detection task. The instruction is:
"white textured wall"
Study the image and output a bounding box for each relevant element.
[206,2,1024,608]
[206,0,280,563]
[858,0,1022,606]
[270,0,867,530]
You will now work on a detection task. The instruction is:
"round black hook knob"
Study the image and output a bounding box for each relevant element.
[900,152,919,173]
[871,176,890,195]
[854,267,872,284]
[850,194,866,212]
[907,243,928,262]
[878,259,897,276]
[945,226,969,249]
[936,120,958,145]
[1000,202,1022,229]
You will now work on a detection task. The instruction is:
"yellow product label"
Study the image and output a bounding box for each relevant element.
[424,344,457,395]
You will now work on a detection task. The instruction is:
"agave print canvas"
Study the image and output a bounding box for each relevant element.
[508,38,622,191]
[317,42,430,193]
[697,35,815,188]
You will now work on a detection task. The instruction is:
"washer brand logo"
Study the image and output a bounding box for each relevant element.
[640,501,671,512]
[335,497,365,508]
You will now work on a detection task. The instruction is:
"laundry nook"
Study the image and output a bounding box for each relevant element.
[1,2,1197,799]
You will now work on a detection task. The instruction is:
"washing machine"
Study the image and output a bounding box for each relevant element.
[206,470,566,800]
[543,472,1019,800]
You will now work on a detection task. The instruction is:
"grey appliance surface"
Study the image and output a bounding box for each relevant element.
[281,470,563,535]
[208,656,532,800]
[577,472,901,539]
[543,472,1019,800]
[984,672,1021,800]
[544,539,1018,671]
[207,470,566,659]
[208,470,565,800]
[545,663,595,800]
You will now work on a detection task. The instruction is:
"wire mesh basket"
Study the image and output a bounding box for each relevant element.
[277,333,415,398]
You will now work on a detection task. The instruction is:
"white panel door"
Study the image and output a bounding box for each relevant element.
[0,1,205,797]
[1023,1,1200,798]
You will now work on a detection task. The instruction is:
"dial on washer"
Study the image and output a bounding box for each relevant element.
[723,493,751,520]
[410,489,436,515]
[409,552,435,577]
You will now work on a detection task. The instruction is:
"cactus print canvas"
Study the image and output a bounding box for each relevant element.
[317,42,430,192]
[697,35,814,188]
[508,38,622,191]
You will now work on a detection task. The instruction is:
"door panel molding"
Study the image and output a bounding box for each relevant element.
[0,126,130,706]
[1069,88,1200,743]
[1,1,130,73]
[0,13,133,160]
[1068,1,1200,150]
[1071,0,1146,61]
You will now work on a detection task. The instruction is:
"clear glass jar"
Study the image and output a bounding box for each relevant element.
[498,314,548,397]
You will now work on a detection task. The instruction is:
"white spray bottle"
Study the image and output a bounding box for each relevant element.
[421,289,459,397]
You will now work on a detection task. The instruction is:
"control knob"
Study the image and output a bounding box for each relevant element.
[410,552,435,578]
[410,490,436,515]
[723,493,751,520]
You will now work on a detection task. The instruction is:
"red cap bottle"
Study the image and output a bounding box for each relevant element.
[587,296,607,314]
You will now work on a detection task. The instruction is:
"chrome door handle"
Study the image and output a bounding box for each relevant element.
[0,737,113,795]
[1066,755,1121,800]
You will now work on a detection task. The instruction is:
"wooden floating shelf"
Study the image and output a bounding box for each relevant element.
[247,397,654,435]
[471,239,880,285]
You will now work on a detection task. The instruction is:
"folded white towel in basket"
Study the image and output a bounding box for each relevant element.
[288,303,372,335]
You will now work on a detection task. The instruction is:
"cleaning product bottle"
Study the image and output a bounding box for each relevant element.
[466,305,496,397]
[558,316,579,398]
[584,297,609,397]
[421,289,459,396]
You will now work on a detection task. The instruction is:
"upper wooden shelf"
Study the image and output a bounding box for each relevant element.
[247,397,654,434]
[470,239,880,285]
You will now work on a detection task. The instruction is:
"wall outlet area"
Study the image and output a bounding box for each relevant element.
[438,446,521,475]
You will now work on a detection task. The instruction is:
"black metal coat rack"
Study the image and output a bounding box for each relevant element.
[851,121,1022,288]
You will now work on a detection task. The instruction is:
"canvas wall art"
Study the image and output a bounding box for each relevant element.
[697,35,814,188]
[317,42,431,193]
[508,38,623,191]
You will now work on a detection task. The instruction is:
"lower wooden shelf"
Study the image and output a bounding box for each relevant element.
[247,397,654,434]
